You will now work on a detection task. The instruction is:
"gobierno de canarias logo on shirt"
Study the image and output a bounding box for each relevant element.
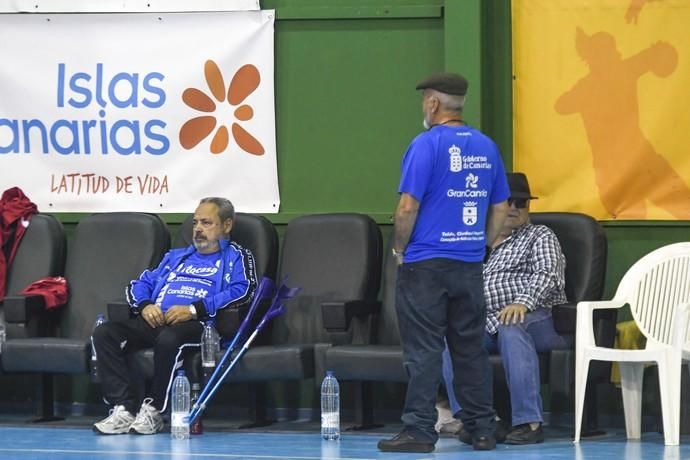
[0,60,265,157]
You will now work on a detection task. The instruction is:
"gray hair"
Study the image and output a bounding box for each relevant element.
[431,89,466,113]
[199,197,235,223]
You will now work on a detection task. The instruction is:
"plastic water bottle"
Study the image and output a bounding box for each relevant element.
[321,370,340,440]
[171,369,191,440]
[90,314,106,382]
[190,382,203,435]
[201,321,220,377]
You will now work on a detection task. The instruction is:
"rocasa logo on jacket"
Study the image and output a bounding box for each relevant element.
[179,60,265,156]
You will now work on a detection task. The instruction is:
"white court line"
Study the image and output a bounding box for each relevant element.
[0,448,389,460]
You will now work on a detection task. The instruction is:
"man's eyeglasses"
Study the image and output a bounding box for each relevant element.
[508,197,529,209]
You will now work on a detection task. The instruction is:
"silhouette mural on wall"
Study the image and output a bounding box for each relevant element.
[554,27,690,219]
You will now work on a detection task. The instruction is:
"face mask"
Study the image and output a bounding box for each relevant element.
[422,109,432,130]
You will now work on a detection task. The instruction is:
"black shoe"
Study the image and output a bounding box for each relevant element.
[494,418,509,443]
[457,427,472,445]
[458,418,508,445]
[505,423,544,445]
[473,435,496,451]
[378,431,435,453]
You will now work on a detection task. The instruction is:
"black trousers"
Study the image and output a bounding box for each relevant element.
[396,258,495,443]
[92,316,204,413]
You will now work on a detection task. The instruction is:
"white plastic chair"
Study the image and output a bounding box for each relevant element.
[574,242,690,446]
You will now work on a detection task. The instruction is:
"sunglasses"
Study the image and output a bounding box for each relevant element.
[508,197,529,209]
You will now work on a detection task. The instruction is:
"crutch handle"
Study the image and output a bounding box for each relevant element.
[265,304,286,321]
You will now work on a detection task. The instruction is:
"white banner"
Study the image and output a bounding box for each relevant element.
[0,11,279,213]
[0,0,260,13]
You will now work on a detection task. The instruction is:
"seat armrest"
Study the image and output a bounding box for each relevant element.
[552,302,577,335]
[576,299,627,348]
[107,300,132,323]
[216,305,246,340]
[553,300,623,338]
[322,299,381,332]
[3,295,46,323]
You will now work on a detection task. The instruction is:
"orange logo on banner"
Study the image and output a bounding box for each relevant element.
[180,60,265,155]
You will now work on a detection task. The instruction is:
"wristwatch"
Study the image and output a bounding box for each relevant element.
[188,304,197,319]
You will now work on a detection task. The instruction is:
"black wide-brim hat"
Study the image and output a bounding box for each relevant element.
[507,172,538,200]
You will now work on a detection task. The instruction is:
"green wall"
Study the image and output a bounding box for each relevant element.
[268,0,444,222]
[263,0,495,223]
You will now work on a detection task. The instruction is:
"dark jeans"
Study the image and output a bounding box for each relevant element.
[92,316,203,413]
[396,258,495,443]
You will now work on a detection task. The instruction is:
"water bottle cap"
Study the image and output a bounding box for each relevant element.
[205,320,214,326]
[326,370,334,377]
[176,369,186,377]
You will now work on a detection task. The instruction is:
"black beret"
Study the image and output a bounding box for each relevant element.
[416,72,469,96]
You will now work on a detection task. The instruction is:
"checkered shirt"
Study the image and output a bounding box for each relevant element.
[484,223,567,335]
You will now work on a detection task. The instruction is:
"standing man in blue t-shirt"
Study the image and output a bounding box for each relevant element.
[92,197,257,436]
[378,73,510,453]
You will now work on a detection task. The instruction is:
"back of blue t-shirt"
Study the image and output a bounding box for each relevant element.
[398,125,509,263]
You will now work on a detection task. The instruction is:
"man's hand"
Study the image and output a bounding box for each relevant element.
[141,304,165,328]
[393,250,404,266]
[497,303,528,325]
[165,305,193,325]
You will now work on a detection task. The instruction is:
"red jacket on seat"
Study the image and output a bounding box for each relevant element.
[0,187,38,297]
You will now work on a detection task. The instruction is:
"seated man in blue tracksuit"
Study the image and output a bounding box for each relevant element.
[93,197,257,435]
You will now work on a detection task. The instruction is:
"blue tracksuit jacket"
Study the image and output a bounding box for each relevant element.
[125,239,257,320]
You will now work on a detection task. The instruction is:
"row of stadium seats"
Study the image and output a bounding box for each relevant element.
[0,211,614,431]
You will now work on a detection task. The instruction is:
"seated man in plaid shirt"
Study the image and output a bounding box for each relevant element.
[441,172,569,445]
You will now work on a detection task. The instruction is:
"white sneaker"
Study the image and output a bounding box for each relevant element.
[130,398,164,435]
[438,418,464,434]
[93,405,135,435]
[435,401,463,434]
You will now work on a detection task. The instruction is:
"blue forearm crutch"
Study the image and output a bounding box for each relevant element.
[189,280,301,424]
[189,277,275,422]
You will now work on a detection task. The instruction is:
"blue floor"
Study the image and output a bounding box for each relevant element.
[0,426,686,460]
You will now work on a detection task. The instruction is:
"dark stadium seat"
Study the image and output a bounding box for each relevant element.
[223,213,382,424]
[322,237,404,428]
[530,212,612,434]
[1,214,66,340]
[0,213,169,420]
